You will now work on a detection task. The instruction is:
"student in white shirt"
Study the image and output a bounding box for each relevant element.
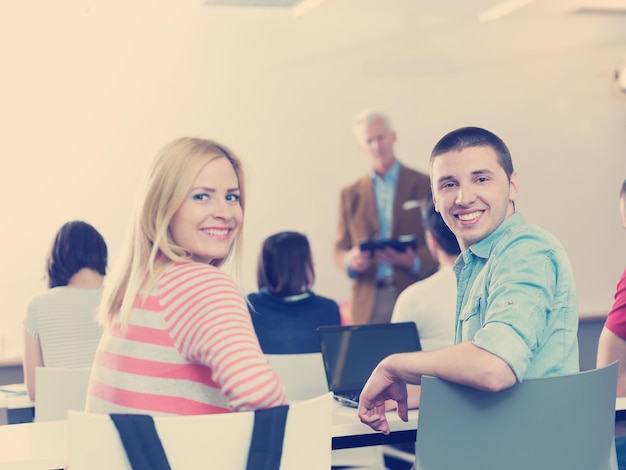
[391,193,460,351]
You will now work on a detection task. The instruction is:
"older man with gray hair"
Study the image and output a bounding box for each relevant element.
[334,110,437,325]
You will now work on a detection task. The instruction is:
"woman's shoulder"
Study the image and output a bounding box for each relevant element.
[161,261,234,284]
[246,289,284,309]
[29,286,102,307]
[308,292,340,307]
[306,293,341,319]
[157,262,241,301]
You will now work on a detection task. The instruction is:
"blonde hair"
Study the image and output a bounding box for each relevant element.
[99,137,245,327]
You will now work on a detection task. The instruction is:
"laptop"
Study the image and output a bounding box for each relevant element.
[317,322,421,408]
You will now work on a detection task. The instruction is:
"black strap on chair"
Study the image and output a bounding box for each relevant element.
[246,405,289,470]
[110,413,171,470]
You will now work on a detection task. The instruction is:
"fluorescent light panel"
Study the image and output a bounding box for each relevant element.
[292,0,328,17]
[478,0,537,23]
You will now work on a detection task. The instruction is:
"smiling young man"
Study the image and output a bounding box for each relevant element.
[358,127,579,435]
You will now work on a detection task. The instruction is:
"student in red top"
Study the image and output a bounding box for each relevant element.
[597,178,626,395]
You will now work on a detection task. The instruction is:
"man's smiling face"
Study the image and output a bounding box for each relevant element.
[431,145,518,252]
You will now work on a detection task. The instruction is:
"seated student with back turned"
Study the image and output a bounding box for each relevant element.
[23,220,108,401]
[358,126,579,435]
[597,178,626,394]
[389,193,461,410]
[248,231,341,354]
[85,137,287,415]
[391,193,460,351]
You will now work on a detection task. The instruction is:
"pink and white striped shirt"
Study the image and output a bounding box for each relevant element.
[85,262,287,415]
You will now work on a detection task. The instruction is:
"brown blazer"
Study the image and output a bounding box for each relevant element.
[334,163,438,324]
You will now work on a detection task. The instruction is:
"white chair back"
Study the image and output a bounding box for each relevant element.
[35,366,91,422]
[265,352,386,470]
[265,353,328,401]
[67,392,333,469]
[415,362,619,470]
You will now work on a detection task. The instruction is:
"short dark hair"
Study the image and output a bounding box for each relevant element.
[621,179,626,198]
[256,231,314,297]
[430,127,515,180]
[46,220,108,288]
[421,194,461,256]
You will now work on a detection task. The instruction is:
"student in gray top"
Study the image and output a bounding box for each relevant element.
[23,220,107,400]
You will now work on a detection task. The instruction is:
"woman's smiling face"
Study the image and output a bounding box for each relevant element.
[169,157,242,263]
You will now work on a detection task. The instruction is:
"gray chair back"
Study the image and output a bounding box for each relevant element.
[416,362,619,470]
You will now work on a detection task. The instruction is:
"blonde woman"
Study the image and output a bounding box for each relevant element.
[85,137,287,415]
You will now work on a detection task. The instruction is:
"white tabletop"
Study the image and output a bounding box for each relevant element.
[0,402,418,469]
[0,383,34,425]
[1,394,620,469]
[0,419,67,470]
[331,400,419,437]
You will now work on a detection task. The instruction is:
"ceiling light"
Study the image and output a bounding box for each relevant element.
[478,0,536,23]
[292,0,327,17]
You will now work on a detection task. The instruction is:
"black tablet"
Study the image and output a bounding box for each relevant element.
[358,236,417,252]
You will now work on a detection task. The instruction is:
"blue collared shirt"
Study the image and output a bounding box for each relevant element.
[453,212,579,382]
[345,161,422,279]
[371,162,400,280]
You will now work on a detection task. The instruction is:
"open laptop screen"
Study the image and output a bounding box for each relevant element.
[317,322,421,394]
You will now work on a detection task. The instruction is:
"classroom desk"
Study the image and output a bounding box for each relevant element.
[3,391,624,469]
[1,382,419,442]
[0,384,34,425]
[0,356,24,386]
[331,400,418,449]
[0,399,419,469]
[0,419,66,470]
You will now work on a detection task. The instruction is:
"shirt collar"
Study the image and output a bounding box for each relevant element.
[460,212,525,263]
[369,160,400,184]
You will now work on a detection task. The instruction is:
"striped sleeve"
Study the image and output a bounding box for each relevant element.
[159,263,287,410]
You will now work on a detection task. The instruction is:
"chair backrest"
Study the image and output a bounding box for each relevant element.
[415,362,619,470]
[67,392,333,469]
[265,353,328,401]
[35,366,91,422]
[266,352,386,469]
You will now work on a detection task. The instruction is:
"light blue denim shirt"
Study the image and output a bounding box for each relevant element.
[453,212,579,382]
[372,161,400,281]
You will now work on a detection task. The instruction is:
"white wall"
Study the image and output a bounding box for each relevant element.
[1,0,625,356]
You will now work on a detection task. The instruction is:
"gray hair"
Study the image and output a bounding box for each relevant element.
[352,110,392,137]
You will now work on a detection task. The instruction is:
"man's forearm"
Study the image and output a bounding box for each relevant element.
[381,341,517,392]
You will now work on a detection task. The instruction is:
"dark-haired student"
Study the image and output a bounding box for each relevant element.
[248,231,341,354]
[23,220,107,401]
[391,193,461,352]
[358,126,579,435]
[389,194,462,411]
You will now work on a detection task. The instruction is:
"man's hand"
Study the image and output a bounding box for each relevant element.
[357,361,409,435]
[348,245,372,273]
[375,246,416,270]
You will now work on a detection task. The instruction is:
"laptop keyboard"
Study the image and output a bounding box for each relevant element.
[339,391,361,402]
